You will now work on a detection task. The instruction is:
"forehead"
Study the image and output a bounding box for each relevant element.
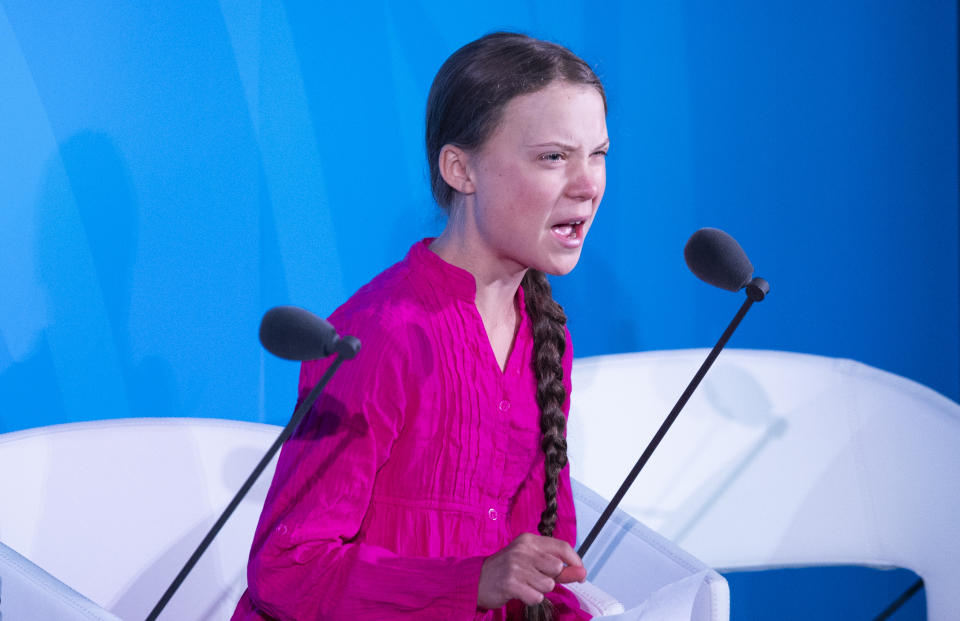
[495,82,607,143]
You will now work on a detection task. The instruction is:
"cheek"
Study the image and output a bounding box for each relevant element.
[496,173,551,214]
[475,165,559,228]
[516,172,561,206]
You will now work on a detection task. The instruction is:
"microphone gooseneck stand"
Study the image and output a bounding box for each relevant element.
[577,277,769,558]
[144,335,360,621]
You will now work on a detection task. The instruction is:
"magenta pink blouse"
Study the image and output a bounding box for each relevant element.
[232,240,589,620]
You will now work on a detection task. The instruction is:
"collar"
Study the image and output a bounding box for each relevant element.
[407,238,528,313]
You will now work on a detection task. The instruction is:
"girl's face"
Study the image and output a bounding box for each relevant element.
[464,81,608,277]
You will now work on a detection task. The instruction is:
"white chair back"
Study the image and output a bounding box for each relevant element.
[569,349,960,620]
[0,414,729,620]
[0,418,279,620]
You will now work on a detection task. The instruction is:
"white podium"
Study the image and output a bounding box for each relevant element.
[0,541,120,620]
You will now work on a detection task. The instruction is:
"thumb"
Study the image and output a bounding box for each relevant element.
[556,565,587,584]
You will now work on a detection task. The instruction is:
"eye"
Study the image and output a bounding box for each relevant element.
[592,149,608,158]
[539,152,566,162]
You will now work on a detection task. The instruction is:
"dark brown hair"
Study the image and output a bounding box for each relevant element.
[425,32,604,620]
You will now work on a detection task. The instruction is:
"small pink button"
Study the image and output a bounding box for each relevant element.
[498,400,510,412]
[488,508,499,521]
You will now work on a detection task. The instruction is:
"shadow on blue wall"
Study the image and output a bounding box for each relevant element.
[1,133,179,429]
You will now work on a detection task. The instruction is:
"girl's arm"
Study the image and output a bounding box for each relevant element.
[243,320,485,620]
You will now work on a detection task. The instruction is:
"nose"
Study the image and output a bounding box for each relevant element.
[565,157,604,202]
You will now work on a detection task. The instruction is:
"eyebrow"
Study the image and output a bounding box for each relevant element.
[525,139,611,151]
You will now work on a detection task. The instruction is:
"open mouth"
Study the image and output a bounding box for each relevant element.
[551,219,585,240]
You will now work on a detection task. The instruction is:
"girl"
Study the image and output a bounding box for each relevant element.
[233,31,608,620]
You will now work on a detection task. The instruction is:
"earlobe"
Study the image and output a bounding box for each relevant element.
[438,145,475,195]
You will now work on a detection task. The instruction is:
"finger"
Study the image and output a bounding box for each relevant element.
[536,537,584,568]
[556,565,587,584]
[514,582,547,606]
[526,569,556,595]
[530,550,565,578]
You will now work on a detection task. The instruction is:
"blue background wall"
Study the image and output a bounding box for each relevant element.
[0,2,955,617]
[1,2,957,436]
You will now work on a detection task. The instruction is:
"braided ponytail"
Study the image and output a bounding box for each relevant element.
[521,269,568,621]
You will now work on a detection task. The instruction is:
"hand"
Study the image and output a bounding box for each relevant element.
[477,533,586,609]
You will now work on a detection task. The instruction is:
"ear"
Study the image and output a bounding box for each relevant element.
[438,144,476,196]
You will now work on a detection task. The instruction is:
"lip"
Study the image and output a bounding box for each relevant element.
[550,216,590,249]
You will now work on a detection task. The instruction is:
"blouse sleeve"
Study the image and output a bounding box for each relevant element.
[243,316,485,620]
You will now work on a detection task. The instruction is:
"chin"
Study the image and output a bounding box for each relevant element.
[538,253,583,277]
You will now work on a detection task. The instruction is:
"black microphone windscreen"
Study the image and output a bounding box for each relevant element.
[259,306,340,361]
[684,228,754,292]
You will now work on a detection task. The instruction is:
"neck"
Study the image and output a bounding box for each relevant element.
[429,208,528,308]
[430,213,527,370]
[430,230,526,319]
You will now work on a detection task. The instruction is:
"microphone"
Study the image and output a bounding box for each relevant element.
[146,306,360,621]
[684,227,769,301]
[577,228,770,559]
[260,305,360,361]
[684,227,753,292]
